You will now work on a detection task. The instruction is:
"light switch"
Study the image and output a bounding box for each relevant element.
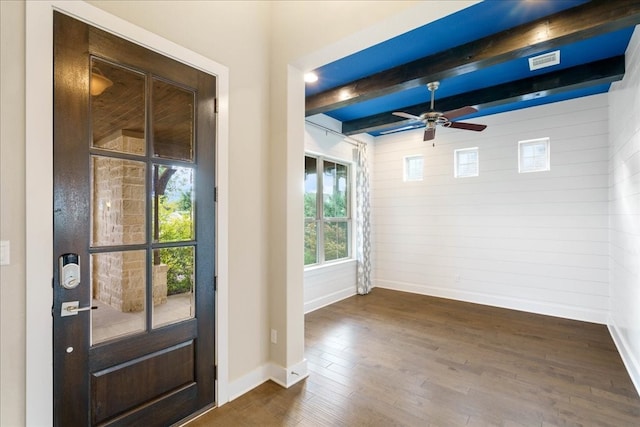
[0,240,9,266]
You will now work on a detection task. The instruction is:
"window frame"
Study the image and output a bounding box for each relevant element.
[454,147,479,178]
[304,154,352,267]
[518,137,550,173]
[403,154,424,182]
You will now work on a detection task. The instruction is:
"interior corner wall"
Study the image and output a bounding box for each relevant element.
[372,94,611,324]
[608,25,640,393]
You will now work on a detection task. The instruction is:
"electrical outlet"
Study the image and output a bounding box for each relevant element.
[455,274,461,283]
[270,329,277,344]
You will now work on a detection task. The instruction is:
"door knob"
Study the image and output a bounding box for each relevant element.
[61,301,97,317]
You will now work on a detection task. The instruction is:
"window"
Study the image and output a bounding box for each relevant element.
[519,137,550,173]
[454,147,479,178]
[304,155,351,266]
[404,155,424,182]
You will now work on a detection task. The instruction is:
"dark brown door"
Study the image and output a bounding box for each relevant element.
[53,12,216,426]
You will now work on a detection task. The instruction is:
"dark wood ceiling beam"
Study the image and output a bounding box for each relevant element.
[306,0,640,116]
[341,55,625,135]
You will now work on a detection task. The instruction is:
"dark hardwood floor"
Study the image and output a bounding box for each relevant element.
[186,288,640,426]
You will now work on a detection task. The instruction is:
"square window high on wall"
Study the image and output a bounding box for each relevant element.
[519,137,550,173]
[454,147,479,178]
[404,155,424,182]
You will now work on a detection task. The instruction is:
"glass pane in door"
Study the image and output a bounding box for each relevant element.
[152,165,194,243]
[152,79,194,161]
[91,250,146,345]
[91,58,146,155]
[91,156,146,246]
[152,246,195,328]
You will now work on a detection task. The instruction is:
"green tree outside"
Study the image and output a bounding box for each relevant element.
[304,192,348,265]
[157,191,194,295]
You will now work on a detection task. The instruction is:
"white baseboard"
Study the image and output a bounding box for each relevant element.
[608,318,640,397]
[269,359,309,388]
[227,364,271,401]
[304,288,356,313]
[375,279,608,325]
[227,359,309,402]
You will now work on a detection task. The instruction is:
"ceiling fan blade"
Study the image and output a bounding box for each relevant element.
[448,121,487,131]
[393,111,422,121]
[423,127,436,141]
[442,106,477,120]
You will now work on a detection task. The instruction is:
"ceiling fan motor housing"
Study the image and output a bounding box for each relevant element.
[421,111,448,127]
[391,80,486,141]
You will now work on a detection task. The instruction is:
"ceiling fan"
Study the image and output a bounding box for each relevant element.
[392,81,487,144]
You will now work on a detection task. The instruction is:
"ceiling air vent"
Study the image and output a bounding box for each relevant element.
[528,50,560,71]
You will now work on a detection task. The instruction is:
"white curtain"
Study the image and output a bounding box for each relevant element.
[355,142,372,295]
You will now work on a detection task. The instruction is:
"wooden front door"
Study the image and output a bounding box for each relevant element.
[53,11,216,426]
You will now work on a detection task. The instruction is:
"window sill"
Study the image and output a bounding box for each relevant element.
[304,258,356,273]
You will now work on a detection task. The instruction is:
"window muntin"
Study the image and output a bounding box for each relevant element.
[519,138,550,173]
[304,155,351,266]
[454,147,479,178]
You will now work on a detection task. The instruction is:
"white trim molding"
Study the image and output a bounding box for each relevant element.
[228,360,309,402]
[609,318,640,395]
[376,279,608,325]
[304,288,356,314]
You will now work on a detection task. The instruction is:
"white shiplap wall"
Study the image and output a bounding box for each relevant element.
[303,115,374,313]
[609,26,640,393]
[372,94,610,323]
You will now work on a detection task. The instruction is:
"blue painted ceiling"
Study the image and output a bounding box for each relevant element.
[305,0,637,138]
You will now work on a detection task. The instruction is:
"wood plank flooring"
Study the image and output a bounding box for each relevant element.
[186,289,640,426]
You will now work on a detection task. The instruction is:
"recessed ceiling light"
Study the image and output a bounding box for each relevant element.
[304,72,318,83]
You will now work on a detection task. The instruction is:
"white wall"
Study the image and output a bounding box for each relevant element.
[305,259,357,313]
[609,26,640,393]
[0,1,26,425]
[373,94,611,324]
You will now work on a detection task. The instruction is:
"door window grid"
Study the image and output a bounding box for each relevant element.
[89,57,198,344]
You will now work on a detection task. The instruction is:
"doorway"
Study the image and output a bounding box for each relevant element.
[52,11,216,426]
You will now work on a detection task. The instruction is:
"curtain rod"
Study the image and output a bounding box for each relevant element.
[304,120,367,147]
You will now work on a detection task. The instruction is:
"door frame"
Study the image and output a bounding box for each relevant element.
[25,1,229,424]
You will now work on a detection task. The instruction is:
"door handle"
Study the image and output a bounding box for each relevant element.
[61,301,97,317]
